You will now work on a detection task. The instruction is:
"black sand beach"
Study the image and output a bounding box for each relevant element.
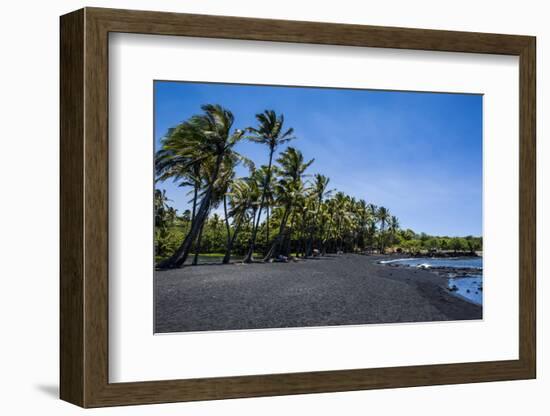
[154,254,482,333]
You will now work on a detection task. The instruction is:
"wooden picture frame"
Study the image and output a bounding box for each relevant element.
[60,7,536,408]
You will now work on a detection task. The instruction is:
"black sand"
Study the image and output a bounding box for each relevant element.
[154,254,482,333]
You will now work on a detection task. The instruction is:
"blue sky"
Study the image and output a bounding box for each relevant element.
[154,81,482,237]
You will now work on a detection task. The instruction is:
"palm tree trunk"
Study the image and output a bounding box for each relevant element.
[243,207,258,261]
[223,194,231,255]
[223,214,243,264]
[190,183,198,225]
[266,205,270,246]
[287,232,294,257]
[263,205,291,261]
[192,222,205,265]
[380,221,386,254]
[157,193,211,268]
[288,212,300,257]
[306,228,313,257]
[307,221,316,256]
[157,155,222,269]
[244,150,274,263]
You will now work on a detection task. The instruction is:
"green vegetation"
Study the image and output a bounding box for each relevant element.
[155,104,481,268]
[396,231,482,255]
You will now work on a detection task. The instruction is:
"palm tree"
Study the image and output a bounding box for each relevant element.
[264,147,313,261]
[364,203,378,251]
[192,155,233,265]
[218,155,238,264]
[355,199,369,251]
[332,192,350,252]
[310,174,331,255]
[376,206,390,253]
[255,165,276,249]
[222,177,258,264]
[294,191,313,257]
[244,110,295,263]
[154,189,171,228]
[155,122,205,236]
[245,165,275,255]
[154,189,178,258]
[388,215,400,247]
[348,197,360,251]
[157,104,245,269]
[318,201,333,255]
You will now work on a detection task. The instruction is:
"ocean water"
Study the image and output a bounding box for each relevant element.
[448,274,483,305]
[380,257,482,269]
[380,257,483,305]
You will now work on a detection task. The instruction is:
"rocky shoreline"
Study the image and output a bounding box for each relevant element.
[391,250,482,258]
[380,257,483,302]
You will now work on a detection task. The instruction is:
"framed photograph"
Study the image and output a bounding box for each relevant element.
[60,7,536,407]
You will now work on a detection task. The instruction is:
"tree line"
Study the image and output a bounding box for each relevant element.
[155,104,480,268]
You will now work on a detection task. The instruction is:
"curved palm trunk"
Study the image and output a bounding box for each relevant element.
[286,212,298,257]
[157,194,211,268]
[192,222,205,265]
[157,155,222,269]
[243,207,258,259]
[287,215,296,256]
[244,150,274,263]
[223,213,243,264]
[263,205,291,261]
[190,186,198,224]
[265,205,270,248]
[223,194,231,256]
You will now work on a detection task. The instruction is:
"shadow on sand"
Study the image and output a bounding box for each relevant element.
[156,254,341,271]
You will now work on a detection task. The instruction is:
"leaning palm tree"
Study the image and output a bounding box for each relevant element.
[155,123,205,234]
[191,154,239,265]
[157,104,245,269]
[222,177,258,264]
[263,147,313,261]
[312,174,331,207]
[218,155,239,264]
[243,110,295,263]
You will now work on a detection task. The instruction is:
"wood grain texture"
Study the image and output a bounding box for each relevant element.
[83,10,110,406]
[518,38,536,375]
[59,8,85,407]
[89,7,532,55]
[59,7,537,408]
